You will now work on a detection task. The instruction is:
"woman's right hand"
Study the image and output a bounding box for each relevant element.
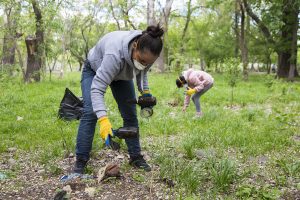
[98,116,113,146]
[182,106,187,112]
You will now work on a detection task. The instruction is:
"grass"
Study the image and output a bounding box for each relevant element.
[0,71,299,199]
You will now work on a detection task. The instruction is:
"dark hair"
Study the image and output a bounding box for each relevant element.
[136,24,164,56]
[176,75,186,88]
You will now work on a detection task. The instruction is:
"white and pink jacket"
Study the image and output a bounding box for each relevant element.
[183,69,214,107]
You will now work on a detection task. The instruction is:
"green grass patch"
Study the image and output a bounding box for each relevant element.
[1,71,299,198]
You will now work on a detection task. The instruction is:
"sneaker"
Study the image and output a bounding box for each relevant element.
[73,158,88,174]
[194,111,203,118]
[129,155,151,172]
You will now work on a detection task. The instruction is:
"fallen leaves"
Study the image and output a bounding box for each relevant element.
[97,163,121,183]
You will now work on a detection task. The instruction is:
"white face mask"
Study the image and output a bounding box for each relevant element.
[133,59,147,71]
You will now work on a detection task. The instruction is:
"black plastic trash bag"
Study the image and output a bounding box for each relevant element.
[58,88,83,121]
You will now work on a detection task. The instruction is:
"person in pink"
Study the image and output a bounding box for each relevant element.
[176,69,214,118]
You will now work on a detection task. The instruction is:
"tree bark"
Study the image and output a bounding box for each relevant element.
[234,1,239,58]
[288,2,298,81]
[156,0,174,72]
[147,0,156,25]
[200,57,205,71]
[1,3,21,74]
[25,0,44,82]
[278,0,299,79]
[239,1,248,80]
[180,0,192,54]
[25,36,40,82]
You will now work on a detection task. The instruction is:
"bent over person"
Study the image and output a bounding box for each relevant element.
[74,25,164,173]
[176,69,214,118]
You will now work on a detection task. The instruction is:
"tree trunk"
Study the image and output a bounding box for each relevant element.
[200,57,205,71]
[78,61,83,71]
[25,0,44,82]
[157,0,174,72]
[147,0,156,25]
[1,4,21,74]
[239,1,248,80]
[25,36,41,82]
[266,53,271,74]
[180,0,192,54]
[288,4,298,81]
[234,0,239,58]
[278,0,299,79]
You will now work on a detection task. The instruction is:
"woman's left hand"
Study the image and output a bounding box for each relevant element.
[185,87,196,96]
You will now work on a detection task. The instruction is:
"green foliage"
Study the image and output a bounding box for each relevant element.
[236,184,282,200]
[132,172,145,182]
[209,158,237,191]
[276,159,300,177]
[224,57,241,106]
[155,153,201,194]
[224,58,241,88]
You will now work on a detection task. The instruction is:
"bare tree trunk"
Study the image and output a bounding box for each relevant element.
[1,4,21,75]
[266,53,271,74]
[180,0,192,54]
[239,1,248,80]
[78,61,83,71]
[49,58,57,82]
[147,0,156,25]
[67,54,73,72]
[157,0,174,72]
[234,1,239,58]
[200,57,205,71]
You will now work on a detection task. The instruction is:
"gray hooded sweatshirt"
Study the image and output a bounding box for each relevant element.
[88,30,151,119]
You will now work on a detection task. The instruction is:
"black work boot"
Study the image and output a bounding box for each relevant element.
[73,158,88,174]
[129,155,151,172]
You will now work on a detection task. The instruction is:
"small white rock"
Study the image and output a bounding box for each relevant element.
[116,154,125,159]
[37,169,45,174]
[17,116,23,121]
[63,185,72,194]
[85,187,96,197]
[8,158,16,166]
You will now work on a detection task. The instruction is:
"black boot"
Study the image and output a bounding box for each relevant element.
[73,158,88,174]
[129,155,151,172]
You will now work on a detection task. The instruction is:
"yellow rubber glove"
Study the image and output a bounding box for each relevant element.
[186,87,196,96]
[142,89,150,94]
[142,89,152,97]
[98,116,113,146]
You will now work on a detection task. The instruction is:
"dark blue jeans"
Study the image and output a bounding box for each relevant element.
[75,61,141,161]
